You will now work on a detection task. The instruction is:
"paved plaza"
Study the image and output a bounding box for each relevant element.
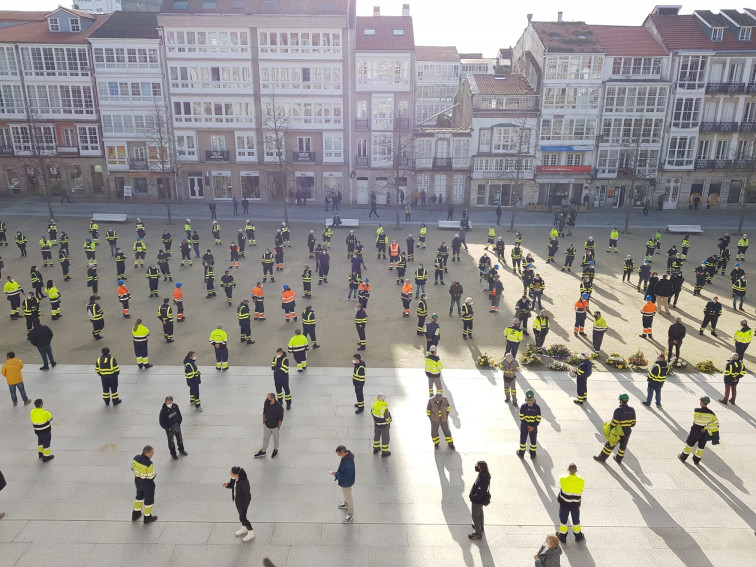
[0,199,755,566]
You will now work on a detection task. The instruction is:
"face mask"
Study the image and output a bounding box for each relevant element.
[353,359,358,364]
[166,403,172,408]
[192,357,197,361]
[543,540,550,548]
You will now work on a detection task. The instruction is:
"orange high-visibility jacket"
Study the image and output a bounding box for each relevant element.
[282,289,295,304]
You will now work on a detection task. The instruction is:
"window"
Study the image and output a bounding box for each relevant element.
[20,47,90,77]
[492,127,529,153]
[297,137,312,153]
[600,117,663,144]
[78,127,99,153]
[263,99,342,128]
[241,172,261,199]
[201,0,217,8]
[672,97,702,128]
[169,65,252,90]
[166,29,250,54]
[324,134,343,161]
[173,99,254,124]
[540,118,597,141]
[479,129,491,150]
[61,128,76,147]
[69,18,80,32]
[11,125,56,154]
[667,136,695,166]
[611,57,662,76]
[133,178,149,194]
[264,134,284,161]
[0,47,18,76]
[106,145,126,166]
[698,140,710,160]
[0,84,23,114]
[356,57,410,86]
[230,0,246,10]
[473,157,534,173]
[542,87,599,110]
[259,64,341,92]
[453,138,469,159]
[740,27,752,41]
[566,153,583,166]
[172,0,189,8]
[542,153,558,166]
[102,114,155,134]
[544,55,603,80]
[25,84,94,115]
[258,30,341,56]
[678,56,707,89]
[210,135,226,152]
[262,0,277,10]
[236,133,257,161]
[48,18,59,32]
[603,86,667,114]
[715,140,730,160]
[175,134,197,159]
[711,28,724,42]
[93,47,158,69]
[356,139,367,157]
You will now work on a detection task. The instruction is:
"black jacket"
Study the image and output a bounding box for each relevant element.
[28,325,53,347]
[469,474,491,504]
[159,403,183,430]
[668,322,686,341]
[654,279,673,297]
[226,473,251,511]
[263,400,284,429]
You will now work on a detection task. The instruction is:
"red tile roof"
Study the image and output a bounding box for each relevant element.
[0,11,47,22]
[531,21,603,53]
[646,13,756,51]
[356,16,414,51]
[470,74,534,96]
[589,25,668,56]
[415,45,459,62]
[0,13,110,44]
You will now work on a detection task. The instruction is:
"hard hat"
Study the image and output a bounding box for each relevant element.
[283,285,290,290]
[350,230,354,233]
[186,219,190,222]
[118,280,124,285]
[431,313,438,320]
[494,265,499,269]
[525,390,535,399]
[137,237,141,241]
[364,278,369,282]
[700,396,711,404]
[581,293,589,299]
[175,282,182,287]
[589,261,594,265]
[618,393,629,401]
[646,295,653,300]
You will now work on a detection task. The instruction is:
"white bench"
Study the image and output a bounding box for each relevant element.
[92,213,129,223]
[439,220,473,230]
[326,218,359,227]
[666,224,703,234]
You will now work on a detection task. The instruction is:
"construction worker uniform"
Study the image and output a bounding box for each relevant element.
[281,288,296,321]
[133,239,147,267]
[395,254,407,284]
[608,229,619,252]
[4,279,22,318]
[574,298,589,335]
[228,242,240,269]
[31,405,53,460]
[427,395,454,448]
[301,267,312,298]
[22,296,40,337]
[511,246,523,273]
[180,240,192,266]
[31,269,45,298]
[425,353,443,396]
[358,281,370,308]
[641,301,657,337]
[723,359,746,404]
[414,266,428,298]
[132,323,151,368]
[184,356,202,408]
[717,248,731,275]
[220,272,235,304]
[157,251,173,281]
[83,240,97,265]
[547,238,559,263]
[212,223,221,245]
[158,303,174,342]
[486,227,496,248]
[209,328,229,370]
[389,242,400,268]
[86,266,99,297]
[345,233,356,258]
[679,406,719,464]
[622,258,635,282]
[261,251,274,282]
[302,307,318,347]
[574,359,592,403]
[322,226,333,246]
[237,231,246,257]
[371,399,391,455]
[172,287,184,322]
[274,245,284,271]
[692,263,706,295]
[191,232,201,257]
[405,236,415,261]
[735,324,753,360]
[95,352,121,405]
[557,473,585,541]
[355,307,367,349]
[353,359,366,411]
[317,251,330,284]
[425,320,440,351]
[252,285,265,319]
[504,325,523,356]
[561,246,575,272]
[161,231,173,252]
[244,222,256,246]
[434,256,445,285]
[704,255,717,284]
[134,221,145,240]
[517,401,541,457]
[39,238,53,267]
[201,264,215,298]
[645,360,669,406]
[47,284,61,319]
[376,233,388,259]
[271,353,291,407]
[533,315,550,348]
[16,232,28,256]
[87,300,104,339]
[415,295,427,332]
[461,302,474,338]
[237,302,252,343]
[86,221,99,243]
[145,266,160,297]
[287,333,309,371]
[419,225,427,248]
[59,249,70,280]
[597,403,636,462]
[114,250,127,279]
[0,220,6,245]
[131,452,156,521]
[736,236,749,261]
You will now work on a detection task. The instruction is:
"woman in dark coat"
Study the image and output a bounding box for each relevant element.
[534,534,563,566]
[468,460,491,540]
[223,466,254,542]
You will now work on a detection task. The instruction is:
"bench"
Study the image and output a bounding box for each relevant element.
[439,220,473,230]
[666,224,703,234]
[92,213,129,223]
[326,218,359,227]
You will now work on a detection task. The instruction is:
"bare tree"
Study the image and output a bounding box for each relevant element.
[374,120,414,228]
[143,102,180,224]
[727,134,756,233]
[14,114,58,219]
[504,117,533,232]
[261,93,292,224]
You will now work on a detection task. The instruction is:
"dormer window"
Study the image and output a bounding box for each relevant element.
[712,27,724,42]
[69,18,80,32]
[740,27,752,41]
[48,17,59,32]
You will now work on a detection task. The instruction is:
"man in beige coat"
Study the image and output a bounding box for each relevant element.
[426,392,455,450]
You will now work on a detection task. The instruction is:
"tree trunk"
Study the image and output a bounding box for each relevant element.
[509,202,517,232]
[737,203,746,233]
[165,201,173,225]
[43,178,54,219]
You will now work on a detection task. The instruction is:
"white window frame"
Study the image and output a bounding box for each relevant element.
[667,136,696,166]
[69,18,80,32]
[48,18,59,32]
[235,132,257,161]
[175,133,197,160]
[323,133,343,161]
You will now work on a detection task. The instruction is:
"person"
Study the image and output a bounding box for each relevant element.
[518,390,541,458]
[534,534,562,567]
[96,347,121,406]
[287,328,309,372]
[30,398,54,461]
[209,323,229,370]
[461,297,474,339]
[133,237,147,268]
[254,393,284,458]
[639,296,657,339]
[131,319,152,369]
[573,293,589,337]
[573,352,592,405]
[556,463,585,543]
[425,345,443,397]
[591,311,607,354]
[427,392,455,450]
[242,197,250,215]
[371,393,391,457]
[425,313,440,351]
[22,292,40,339]
[183,351,202,411]
[495,204,502,225]
[490,275,504,313]
[157,298,174,343]
[637,259,651,292]
[131,445,158,523]
[209,200,217,220]
[15,231,27,257]
[30,266,44,299]
[515,294,532,331]
[58,248,71,282]
[401,279,414,319]
[594,393,636,464]
[87,295,105,340]
[622,255,635,283]
[281,285,296,322]
[2,352,31,406]
[501,353,520,405]
[655,274,673,315]
[643,354,669,408]
[355,303,367,350]
[357,277,370,308]
[28,318,56,370]
[352,354,366,414]
[662,315,687,363]
[220,269,235,305]
[271,348,291,409]
[114,247,127,279]
[468,461,491,540]
[720,352,746,405]
[504,319,523,356]
[237,298,253,345]
[3,275,23,319]
[172,283,185,323]
[736,233,749,261]
[224,466,255,541]
[369,199,379,218]
[678,397,719,465]
[700,297,722,336]
[733,275,747,311]
[734,319,752,361]
[159,396,187,459]
[331,445,356,523]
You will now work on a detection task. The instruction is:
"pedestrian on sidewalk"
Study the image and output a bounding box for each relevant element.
[534,534,562,566]
[593,393,636,465]
[678,397,719,465]
[720,352,745,405]
[468,461,491,540]
[28,319,56,370]
[501,353,520,405]
[572,353,592,405]
[254,393,284,458]
[352,354,365,414]
[159,396,187,459]
[209,324,229,370]
[427,392,455,449]
[2,352,31,406]
[131,445,157,523]
[556,463,585,543]
[224,466,255,541]
[331,445,355,523]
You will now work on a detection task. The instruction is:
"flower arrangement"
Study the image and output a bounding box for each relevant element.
[547,360,571,371]
[519,342,543,366]
[477,352,499,368]
[627,348,649,369]
[672,358,688,369]
[545,343,571,359]
[566,353,583,365]
[606,353,628,370]
[695,359,720,373]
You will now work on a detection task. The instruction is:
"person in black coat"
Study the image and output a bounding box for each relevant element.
[468,460,491,540]
[223,466,255,542]
[28,318,56,370]
[667,317,686,362]
[159,396,187,459]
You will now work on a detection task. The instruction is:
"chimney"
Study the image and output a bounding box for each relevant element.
[402,4,410,17]
[527,13,532,23]
[557,11,563,22]
[373,6,380,16]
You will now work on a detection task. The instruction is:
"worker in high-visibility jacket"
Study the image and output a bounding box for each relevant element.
[22,292,40,338]
[301,305,319,348]
[117,280,131,318]
[39,236,53,267]
[352,353,366,414]
[281,285,296,322]
[735,319,753,361]
[31,398,54,461]
[131,319,152,369]
[427,391,454,449]
[425,344,443,396]
[95,347,121,405]
[678,396,719,465]
[87,295,104,340]
[133,237,147,268]
[237,298,254,345]
[172,283,185,322]
[183,351,202,411]
[643,354,669,407]
[4,275,22,318]
[504,319,523,357]
[556,463,585,543]
[607,227,619,253]
[157,298,174,343]
[371,393,391,456]
[220,269,235,305]
[720,352,746,405]
[640,295,657,338]
[131,445,158,523]
[388,240,400,269]
[736,233,749,261]
[517,389,541,458]
[252,282,265,319]
[209,324,229,370]
[272,348,291,408]
[573,352,592,404]
[46,279,61,319]
[419,223,427,248]
[287,328,309,372]
[594,393,636,464]
[485,225,496,250]
[145,264,160,298]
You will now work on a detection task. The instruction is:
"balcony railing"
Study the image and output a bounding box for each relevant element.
[734,159,756,169]
[747,83,756,94]
[293,151,316,162]
[0,145,13,156]
[617,167,657,178]
[129,158,148,170]
[205,150,230,161]
[432,157,452,170]
[700,121,739,132]
[355,118,369,130]
[740,122,756,132]
[706,82,746,94]
[355,156,369,167]
[394,117,410,129]
[695,159,733,170]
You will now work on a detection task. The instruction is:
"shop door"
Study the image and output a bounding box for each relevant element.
[356,177,369,204]
[188,175,204,198]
